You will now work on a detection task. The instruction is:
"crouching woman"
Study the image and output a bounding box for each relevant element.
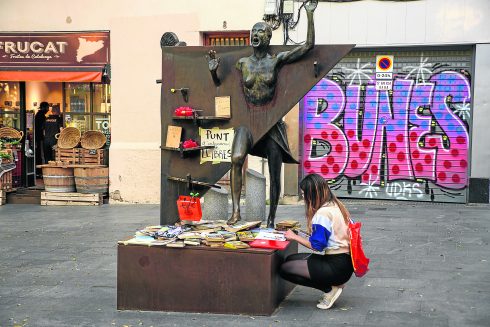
[280,173,353,309]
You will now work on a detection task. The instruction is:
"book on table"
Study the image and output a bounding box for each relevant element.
[224,221,262,233]
[249,239,290,250]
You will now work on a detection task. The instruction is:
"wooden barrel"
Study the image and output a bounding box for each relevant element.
[42,167,76,192]
[74,167,109,194]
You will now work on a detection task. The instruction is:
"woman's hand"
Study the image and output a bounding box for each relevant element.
[284,229,298,241]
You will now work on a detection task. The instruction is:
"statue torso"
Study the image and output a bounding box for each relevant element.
[237,54,279,106]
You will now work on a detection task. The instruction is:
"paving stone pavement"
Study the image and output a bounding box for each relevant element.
[0,200,489,327]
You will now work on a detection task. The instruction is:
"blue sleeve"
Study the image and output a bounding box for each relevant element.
[308,214,332,251]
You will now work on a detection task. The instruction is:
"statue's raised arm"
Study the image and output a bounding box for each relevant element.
[276,0,317,65]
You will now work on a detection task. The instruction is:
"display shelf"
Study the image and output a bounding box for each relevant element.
[160,145,214,152]
[167,174,221,189]
[172,115,230,121]
[161,145,215,158]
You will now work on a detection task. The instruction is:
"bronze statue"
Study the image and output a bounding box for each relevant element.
[208,0,317,227]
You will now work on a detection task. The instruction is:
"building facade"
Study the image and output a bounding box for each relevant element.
[1,0,489,204]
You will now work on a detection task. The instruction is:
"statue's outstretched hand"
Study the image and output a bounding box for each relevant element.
[207,50,220,72]
[305,0,318,13]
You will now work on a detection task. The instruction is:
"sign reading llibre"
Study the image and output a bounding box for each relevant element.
[199,127,234,164]
[375,55,394,91]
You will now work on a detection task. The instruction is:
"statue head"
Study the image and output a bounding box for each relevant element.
[251,22,272,49]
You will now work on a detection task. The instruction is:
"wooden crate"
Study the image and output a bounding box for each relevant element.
[41,191,103,206]
[78,149,105,165]
[0,171,12,192]
[55,148,106,165]
[55,148,79,164]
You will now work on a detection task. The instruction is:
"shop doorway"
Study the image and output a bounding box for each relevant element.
[0,31,111,196]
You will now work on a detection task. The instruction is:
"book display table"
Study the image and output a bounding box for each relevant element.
[117,242,298,315]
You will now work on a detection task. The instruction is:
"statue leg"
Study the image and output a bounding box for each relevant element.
[266,137,283,228]
[228,127,252,225]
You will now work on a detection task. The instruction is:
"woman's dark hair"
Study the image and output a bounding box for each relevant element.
[300,173,350,232]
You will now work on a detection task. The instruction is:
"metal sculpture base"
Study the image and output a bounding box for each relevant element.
[117,242,298,315]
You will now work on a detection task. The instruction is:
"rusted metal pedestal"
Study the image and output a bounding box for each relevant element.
[117,242,298,315]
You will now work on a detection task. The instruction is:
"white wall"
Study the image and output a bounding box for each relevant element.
[1,0,489,203]
[293,0,490,46]
[471,44,490,178]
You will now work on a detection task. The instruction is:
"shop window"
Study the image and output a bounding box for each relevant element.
[63,82,111,146]
[0,82,21,129]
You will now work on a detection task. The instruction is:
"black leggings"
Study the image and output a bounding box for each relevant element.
[279,252,353,293]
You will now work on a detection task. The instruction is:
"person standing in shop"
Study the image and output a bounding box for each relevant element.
[43,105,63,163]
[34,102,49,175]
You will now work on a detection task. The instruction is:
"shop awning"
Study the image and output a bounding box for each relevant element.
[0,68,104,82]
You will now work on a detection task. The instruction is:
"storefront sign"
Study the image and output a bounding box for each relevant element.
[95,117,111,147]
[0,32,109,67]
[199,127,234,164]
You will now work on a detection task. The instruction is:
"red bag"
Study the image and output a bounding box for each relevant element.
[349,220,370,277]
[176,195,202,221]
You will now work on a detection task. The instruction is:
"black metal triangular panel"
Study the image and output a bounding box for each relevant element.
[160,44,354,224]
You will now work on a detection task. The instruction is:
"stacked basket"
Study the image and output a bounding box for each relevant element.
[55,128,107,165]
[0,127,24,146]
[80,130,107,150]
[55,127,81,149]
[49,128,109,195]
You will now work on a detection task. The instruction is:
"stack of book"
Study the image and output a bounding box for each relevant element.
[166,240,185,248]
[203,232,225,247]
[177,232,202,246]
[217,230,237,242]
[190,221,224,234]
[275,220,300,231]
[183,239,201,246]
[224,221,262,233]
[224,241,250,250]
[236,231,255,242]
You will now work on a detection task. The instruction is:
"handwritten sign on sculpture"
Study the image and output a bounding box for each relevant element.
[199,127,234,164]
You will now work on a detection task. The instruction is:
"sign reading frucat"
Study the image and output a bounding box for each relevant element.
[0,32,110,66]
[375,55,394,90]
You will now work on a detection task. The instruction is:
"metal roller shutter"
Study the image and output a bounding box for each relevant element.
[300,47,473,203]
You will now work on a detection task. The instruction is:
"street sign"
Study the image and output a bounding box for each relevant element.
[376,55,394,73]
[376,55,394,90]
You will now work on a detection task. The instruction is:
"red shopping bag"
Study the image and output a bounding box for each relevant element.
[177,195,202,221]
[349,220,370,277]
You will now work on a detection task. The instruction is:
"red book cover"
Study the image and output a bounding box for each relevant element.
[249,239,290,250]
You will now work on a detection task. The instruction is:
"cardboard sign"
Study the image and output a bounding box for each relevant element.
[215,96,231,117]
[165,125,182,148]
[199,127,234,164]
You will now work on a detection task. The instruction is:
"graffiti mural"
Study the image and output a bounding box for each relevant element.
[301,50,472,202]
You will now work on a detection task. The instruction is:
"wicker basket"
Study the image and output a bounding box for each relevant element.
[0,127,24,143]
[55,127,81,149]
[80,130,106,150]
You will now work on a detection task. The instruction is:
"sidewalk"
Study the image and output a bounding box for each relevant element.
[0,201,489,327]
